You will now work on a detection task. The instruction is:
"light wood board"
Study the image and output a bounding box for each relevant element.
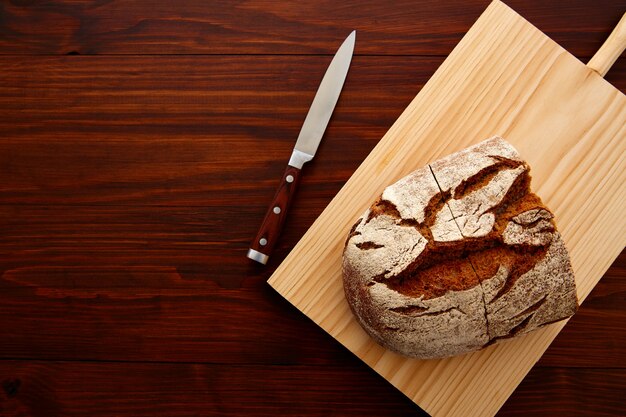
[268,1,626,416]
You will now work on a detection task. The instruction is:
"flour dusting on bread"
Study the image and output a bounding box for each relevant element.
[342,136,578,359]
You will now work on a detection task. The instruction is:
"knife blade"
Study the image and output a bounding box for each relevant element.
[247,30,356,265]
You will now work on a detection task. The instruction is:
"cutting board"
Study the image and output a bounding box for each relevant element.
[268,1,626,416]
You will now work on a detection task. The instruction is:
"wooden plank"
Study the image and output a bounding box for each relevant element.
[0,282,344,365]
[0,203,339,364]
[0,55,622,207]
[0,361,623,417]
[0,55,424,206]
[0,205,623,366]
[0,0,624,57]
[0,203,347,277]
[0,361,423,417]
[267,2,626,416]
[0,253,622,367]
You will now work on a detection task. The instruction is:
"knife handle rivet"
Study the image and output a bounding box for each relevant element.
[273,206,281,214]
[259,238,268,246]
[286,175,294,183]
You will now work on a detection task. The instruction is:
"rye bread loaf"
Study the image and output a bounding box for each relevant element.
[342,136,578,359]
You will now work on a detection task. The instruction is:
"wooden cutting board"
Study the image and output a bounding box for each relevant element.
[268,1,626,416]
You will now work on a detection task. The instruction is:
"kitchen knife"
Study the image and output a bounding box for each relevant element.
[247,31,356,265]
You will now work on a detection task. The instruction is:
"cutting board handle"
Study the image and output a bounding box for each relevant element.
[587,12,626,77]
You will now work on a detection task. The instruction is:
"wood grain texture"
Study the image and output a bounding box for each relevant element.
[0,55,623,207]
[268,1,626,416]
[587,12,626,76]
[0,0,625,416]
[0,0,625,58]
[0,55,424,206]
[0,361,424,417]
[1,207,624,369]
[1,362,624,417]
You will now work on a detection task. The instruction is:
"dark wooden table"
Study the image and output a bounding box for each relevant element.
[1,1,624,416]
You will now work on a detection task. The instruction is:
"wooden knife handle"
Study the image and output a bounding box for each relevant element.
[247,164,302,264]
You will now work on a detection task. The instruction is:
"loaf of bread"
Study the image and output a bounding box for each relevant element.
[342,136,578,359]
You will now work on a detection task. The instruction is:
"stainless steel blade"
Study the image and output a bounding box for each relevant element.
[289,31,355,168]
[247,31,355,264]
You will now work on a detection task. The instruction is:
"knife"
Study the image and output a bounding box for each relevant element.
[247,31,356,265]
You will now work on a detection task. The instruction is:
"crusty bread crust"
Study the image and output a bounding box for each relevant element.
[342,136,578,359]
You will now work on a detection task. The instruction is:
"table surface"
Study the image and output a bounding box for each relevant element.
[0,1,624,416]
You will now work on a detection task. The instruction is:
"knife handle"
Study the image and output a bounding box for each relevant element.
[247,164,302,264]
